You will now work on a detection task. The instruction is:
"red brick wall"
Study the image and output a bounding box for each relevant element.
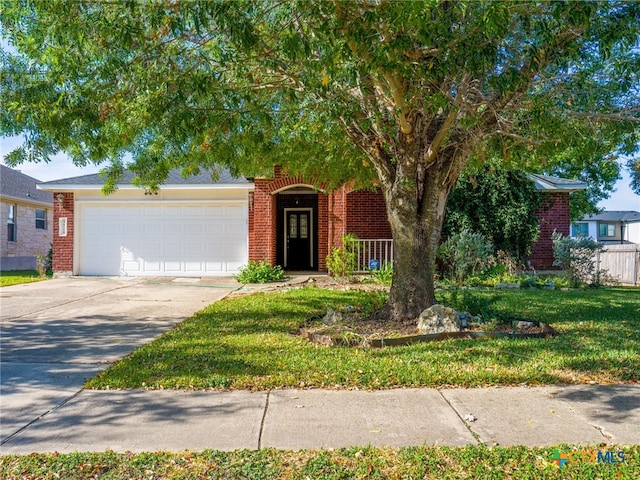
[328,186,347,248]
[52,192,74,273]
[529,192,570,270]
[248,179,274,264]
[346,189,392,239]
[318,194,328,271]
[249,169,330,270]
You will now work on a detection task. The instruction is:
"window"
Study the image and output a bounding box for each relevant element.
[35,209,47,229]
[288,213,297,238]
[7,204,16,241]
[599,223,615,237]
[572,223,589,237]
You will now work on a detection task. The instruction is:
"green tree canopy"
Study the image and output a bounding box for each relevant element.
[2,1,639,321]
[444,165,541,261]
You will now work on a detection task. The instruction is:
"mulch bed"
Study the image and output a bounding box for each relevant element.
[299,308,557,348]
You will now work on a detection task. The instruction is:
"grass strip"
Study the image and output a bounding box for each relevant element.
[1,444,638,479]
[0,270,49,287]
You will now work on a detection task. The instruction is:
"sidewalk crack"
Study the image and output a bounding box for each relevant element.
[0,389,84,446]
[257,390,271,449]
[437,389,483,445]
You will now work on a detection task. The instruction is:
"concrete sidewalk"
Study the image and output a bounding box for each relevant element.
[1,384,638,453]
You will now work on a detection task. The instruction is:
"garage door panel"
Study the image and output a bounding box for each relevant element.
[79,202,247,276]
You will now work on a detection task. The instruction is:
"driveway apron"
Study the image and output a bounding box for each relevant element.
[0,276,237,445]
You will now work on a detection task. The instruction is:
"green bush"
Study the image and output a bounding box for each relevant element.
[326,234,358,281]
[437,229,494,284]
[551,231,604,287]
[235,260,286,284]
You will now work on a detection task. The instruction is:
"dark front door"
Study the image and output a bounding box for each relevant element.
[286,210,312,269]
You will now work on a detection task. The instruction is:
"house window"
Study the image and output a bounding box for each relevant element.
[572,223,589,237]
[7,204,16,241]
[599,223,615,237]
[35,209,47,230]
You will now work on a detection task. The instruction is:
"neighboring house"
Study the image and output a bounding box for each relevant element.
[571,211,640,244]
[38,167,586,276]
[0,165,53,271]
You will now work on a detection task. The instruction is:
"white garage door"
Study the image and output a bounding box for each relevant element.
[78,202,247,276]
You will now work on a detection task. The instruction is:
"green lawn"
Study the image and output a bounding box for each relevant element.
[0,270,49,287]
[86,286,640,390]
[1,445,638,479]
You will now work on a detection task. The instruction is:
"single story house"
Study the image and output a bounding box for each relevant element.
[572,211,640,244]
[1,165,53,271]
[38,167,586,277]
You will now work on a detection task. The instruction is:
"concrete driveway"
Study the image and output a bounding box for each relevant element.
[0,276,239,445]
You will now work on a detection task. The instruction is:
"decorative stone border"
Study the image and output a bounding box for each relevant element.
[299,325,557,348]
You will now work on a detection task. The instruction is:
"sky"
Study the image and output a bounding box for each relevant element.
[1,134,638,212]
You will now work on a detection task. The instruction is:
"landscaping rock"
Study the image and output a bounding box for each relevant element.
[417,304,461,334]
[513,320,537,330]
[495,282,521,289]
[322,308,342,325]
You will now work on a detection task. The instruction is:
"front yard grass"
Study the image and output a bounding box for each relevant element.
[0,270,49,287]
[86,286,640,390]
[2,444,638,479]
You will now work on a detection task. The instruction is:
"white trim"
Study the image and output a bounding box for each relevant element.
[0,194,52,208]
[526,174,588,192]
[283,207,314,269]
[75,199,248,206]
[37,183,253,192]
[271,183,325,195]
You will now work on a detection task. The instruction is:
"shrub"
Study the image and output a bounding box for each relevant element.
[326,234,358,281]
[369,261,393,285]
[551,231,605,287]
[235,260,286,284]
[437,229,494,285]
[36,244,53,277]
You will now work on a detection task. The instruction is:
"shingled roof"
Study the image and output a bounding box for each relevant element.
[37,167,252,190]
[581,211,640,222]
[0,165,53,205]
[527,173,588,191]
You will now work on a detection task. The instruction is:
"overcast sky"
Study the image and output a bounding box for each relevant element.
[1,134,638,212]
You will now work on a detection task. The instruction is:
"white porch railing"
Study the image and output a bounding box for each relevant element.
[350,239,394,273]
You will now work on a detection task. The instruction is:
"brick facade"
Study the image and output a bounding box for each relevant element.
[529,192,570,270]
[346,190,392,239]
[0,200,53,271]
[249,168,572,272]
[248,169,394,272]
[52,192,75,274]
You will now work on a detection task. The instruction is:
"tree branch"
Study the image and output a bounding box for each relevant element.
[425,74,469,164]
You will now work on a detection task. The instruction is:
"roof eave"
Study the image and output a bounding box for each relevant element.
[0,193,53,207]
[526,174,588,192]
[37,183,254,192]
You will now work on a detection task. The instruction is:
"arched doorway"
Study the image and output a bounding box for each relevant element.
[275,185,318,270]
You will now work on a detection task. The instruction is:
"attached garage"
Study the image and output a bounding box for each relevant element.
[77,202,247,276]
[38,168,253,277]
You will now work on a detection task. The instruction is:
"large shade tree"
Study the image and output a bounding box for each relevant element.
[2,1,639,321]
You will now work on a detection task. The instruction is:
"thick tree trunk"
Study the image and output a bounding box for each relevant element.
[377,145,465,323]
[382,171,451,322]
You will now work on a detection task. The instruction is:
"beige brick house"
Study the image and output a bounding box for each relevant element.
[1,165,53,271]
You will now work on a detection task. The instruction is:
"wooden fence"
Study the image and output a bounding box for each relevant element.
[596,244,640,286]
